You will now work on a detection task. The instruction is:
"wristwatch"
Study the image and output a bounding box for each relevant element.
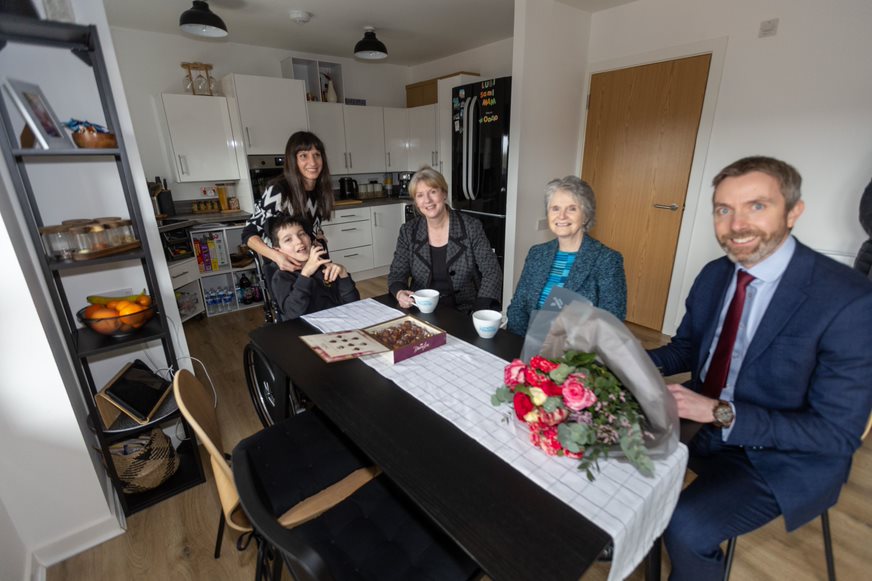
[712,400,735,428]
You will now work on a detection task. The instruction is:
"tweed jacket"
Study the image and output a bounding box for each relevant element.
[388,208,503,313]
[506,236,626,335]
[648,240,872,529]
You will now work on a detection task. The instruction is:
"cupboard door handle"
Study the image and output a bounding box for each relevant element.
[245,126,252,148]
[178,155,188,175]
[653,203,680,211]
[343,152,348,168]
[340,227,357,232]
[373,213,380,227]
[348,153,352,168]
[172,270,190,279]
[339,213,358,219]
[387,152,391,167]
[343,253,359,258]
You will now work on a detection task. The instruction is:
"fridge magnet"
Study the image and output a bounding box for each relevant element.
[3,78,74,149]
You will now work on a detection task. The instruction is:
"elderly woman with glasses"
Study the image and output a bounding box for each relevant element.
[506,176,627,335]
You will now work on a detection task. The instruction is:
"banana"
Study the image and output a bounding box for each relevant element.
[87,288,148,305]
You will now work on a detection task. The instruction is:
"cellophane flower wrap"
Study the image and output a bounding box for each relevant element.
[492,296,679,479]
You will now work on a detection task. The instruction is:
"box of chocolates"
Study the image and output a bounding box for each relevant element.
[363,315,447,364]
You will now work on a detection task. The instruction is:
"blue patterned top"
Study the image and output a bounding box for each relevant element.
[537,251,577,308]
[507,236,627,335]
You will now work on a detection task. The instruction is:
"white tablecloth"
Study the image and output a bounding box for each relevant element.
[303,300,688,580]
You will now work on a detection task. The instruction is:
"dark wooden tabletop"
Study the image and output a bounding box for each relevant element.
[249,295,612,581]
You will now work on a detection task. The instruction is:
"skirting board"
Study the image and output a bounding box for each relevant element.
[30,513,123,578]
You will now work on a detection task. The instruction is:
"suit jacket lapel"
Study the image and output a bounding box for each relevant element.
[445,210,469,269]
[411,217,431,270]
[741,243,812,370]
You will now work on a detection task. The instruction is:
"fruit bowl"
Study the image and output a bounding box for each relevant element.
[77,304,155,337]
[72,130,117,149]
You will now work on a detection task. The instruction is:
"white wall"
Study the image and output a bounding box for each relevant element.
[409,37,514,83]
[109,27,411,202]
[505,0,591,307]
[0,497,26,581]
[587,0,872,332]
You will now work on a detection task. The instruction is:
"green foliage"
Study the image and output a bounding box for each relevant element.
[491,386,513,406]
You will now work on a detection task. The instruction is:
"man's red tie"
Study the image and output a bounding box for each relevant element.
[702,270,755,399]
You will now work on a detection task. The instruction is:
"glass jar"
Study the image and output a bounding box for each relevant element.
[93,216,121,223]
[62,218,95,227]
[101,219,136,246]
[69,225,96,254]
[116,219,136,244]
[38,225,74,260]
[88,224,109,251]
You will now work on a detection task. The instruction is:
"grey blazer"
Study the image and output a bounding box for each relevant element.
[388,208,503,313]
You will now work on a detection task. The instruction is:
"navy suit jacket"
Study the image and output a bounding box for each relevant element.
[649,240,872,529]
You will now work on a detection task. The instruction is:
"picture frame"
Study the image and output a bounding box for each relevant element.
[3,78,74,149]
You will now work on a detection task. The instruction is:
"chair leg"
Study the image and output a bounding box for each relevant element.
[821,510,836,581]
[214,510,226,559]
[645,536,662,581]
[723,537,737,581]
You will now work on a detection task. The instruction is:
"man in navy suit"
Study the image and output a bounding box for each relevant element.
[648,156,872,580]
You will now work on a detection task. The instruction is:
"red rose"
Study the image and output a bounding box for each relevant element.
[530,355,559,373]
[504,359,527,389]
[540,378,563,397]
[513,392,534,421]
[525,368,546,388]
[538,425,564,456]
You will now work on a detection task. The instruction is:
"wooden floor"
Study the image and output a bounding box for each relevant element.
[48,276,872,580]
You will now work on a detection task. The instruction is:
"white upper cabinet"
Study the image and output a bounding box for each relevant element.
[343,105,386,174]
[408,104,438,173]
[383,107,409,172]
[307,102,347,175]
[162,93,240,183]
[222,74,308,155]
[307,103,387,174]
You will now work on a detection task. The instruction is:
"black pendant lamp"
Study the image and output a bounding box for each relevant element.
[354,26,388,60]
[179,1,228,38]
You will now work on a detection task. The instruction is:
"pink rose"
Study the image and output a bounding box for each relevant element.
[504,359,527,388]
[513,392,534,421]
[530,355,559,373]
[537,407,569,426]
[562,374,597,411]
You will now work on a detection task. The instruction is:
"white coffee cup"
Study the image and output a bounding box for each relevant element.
[472,309,504,339]
[411,289,440,314]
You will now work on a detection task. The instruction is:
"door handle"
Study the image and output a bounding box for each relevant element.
[373,213,380,227]
[348,153,353,168]
[653,203,680,211]
[387,152,391,167]
[245,127,252,148]
[178,155,188,175]
[343,253,359,258]
[340,228,358,232]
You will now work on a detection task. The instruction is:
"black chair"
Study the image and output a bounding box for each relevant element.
[723,414,872,581]
[232,419,481,581]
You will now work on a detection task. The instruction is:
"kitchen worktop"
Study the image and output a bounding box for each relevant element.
[336,197,410,208]
[174,211,251,224]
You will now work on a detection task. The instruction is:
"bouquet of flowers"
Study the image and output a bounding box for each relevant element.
[492,351,654,480]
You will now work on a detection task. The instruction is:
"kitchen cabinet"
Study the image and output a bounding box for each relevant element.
[282,57,344,103]
[383,107,409,172]
[221,74,308,155]
[343,105,386,174]
[408,104,438,172]
[169,258,203,323]
[322,207,374,273]
[162,93,240,182]
[371,203,405,268]
[0,20,204,516]
[307,102,386,174]
[307,102,346,175]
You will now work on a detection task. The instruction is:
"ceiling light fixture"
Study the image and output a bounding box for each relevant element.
[289,10,312,24]
[179,1,228,38]
[354,26,388,60]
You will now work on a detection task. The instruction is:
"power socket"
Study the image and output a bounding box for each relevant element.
[758,18,779,38]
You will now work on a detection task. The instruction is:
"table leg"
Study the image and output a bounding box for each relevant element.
[645,536,662,581]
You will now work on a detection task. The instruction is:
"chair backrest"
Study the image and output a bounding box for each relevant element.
[863,412,872,441]
[173,369,250,533]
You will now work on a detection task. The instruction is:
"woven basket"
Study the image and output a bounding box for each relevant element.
[109,429,180,494]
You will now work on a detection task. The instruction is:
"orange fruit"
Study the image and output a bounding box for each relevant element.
[118,303,147,327]
[87,307,120,334]
[113,300,135,311]
[83,304,104,319]
[136,295,152,307]
[105,300,120,310]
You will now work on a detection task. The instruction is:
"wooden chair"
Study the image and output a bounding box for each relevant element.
[723,413,872,581]
[172,369,377,573]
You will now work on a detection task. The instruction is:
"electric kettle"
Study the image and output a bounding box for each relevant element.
[339,177,358,199]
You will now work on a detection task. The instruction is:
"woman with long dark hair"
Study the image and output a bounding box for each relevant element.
[241,131,335,271]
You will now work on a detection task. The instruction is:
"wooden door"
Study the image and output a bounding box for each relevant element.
[582,54,710,329]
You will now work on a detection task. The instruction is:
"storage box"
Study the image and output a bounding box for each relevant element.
[363,316,446,365]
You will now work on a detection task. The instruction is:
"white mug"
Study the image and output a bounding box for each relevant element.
[411,289,440,314]
[472,309,504,339]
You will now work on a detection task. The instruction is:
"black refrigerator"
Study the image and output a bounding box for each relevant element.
[451,76,511,268]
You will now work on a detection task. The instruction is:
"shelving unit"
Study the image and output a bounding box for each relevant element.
[282,57,344,103]
[0,17,204,516]
[190,224,264,316]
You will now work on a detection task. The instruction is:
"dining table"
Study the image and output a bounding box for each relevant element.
[248,295,687,581]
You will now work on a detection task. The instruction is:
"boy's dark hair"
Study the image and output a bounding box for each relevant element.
[269,212,313,246]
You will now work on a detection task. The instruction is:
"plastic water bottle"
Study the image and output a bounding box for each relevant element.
[222,287,234,312]
[205,290,215,315]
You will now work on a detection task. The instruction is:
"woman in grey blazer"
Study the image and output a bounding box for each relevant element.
[506,176,627,335]
[388,167,503,313]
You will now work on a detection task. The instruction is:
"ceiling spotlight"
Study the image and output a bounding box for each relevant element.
[354,26,388,60]
[289,10,312,24]
[179,1,228,38]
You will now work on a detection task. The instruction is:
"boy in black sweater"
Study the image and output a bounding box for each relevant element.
[269,214,359,319]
